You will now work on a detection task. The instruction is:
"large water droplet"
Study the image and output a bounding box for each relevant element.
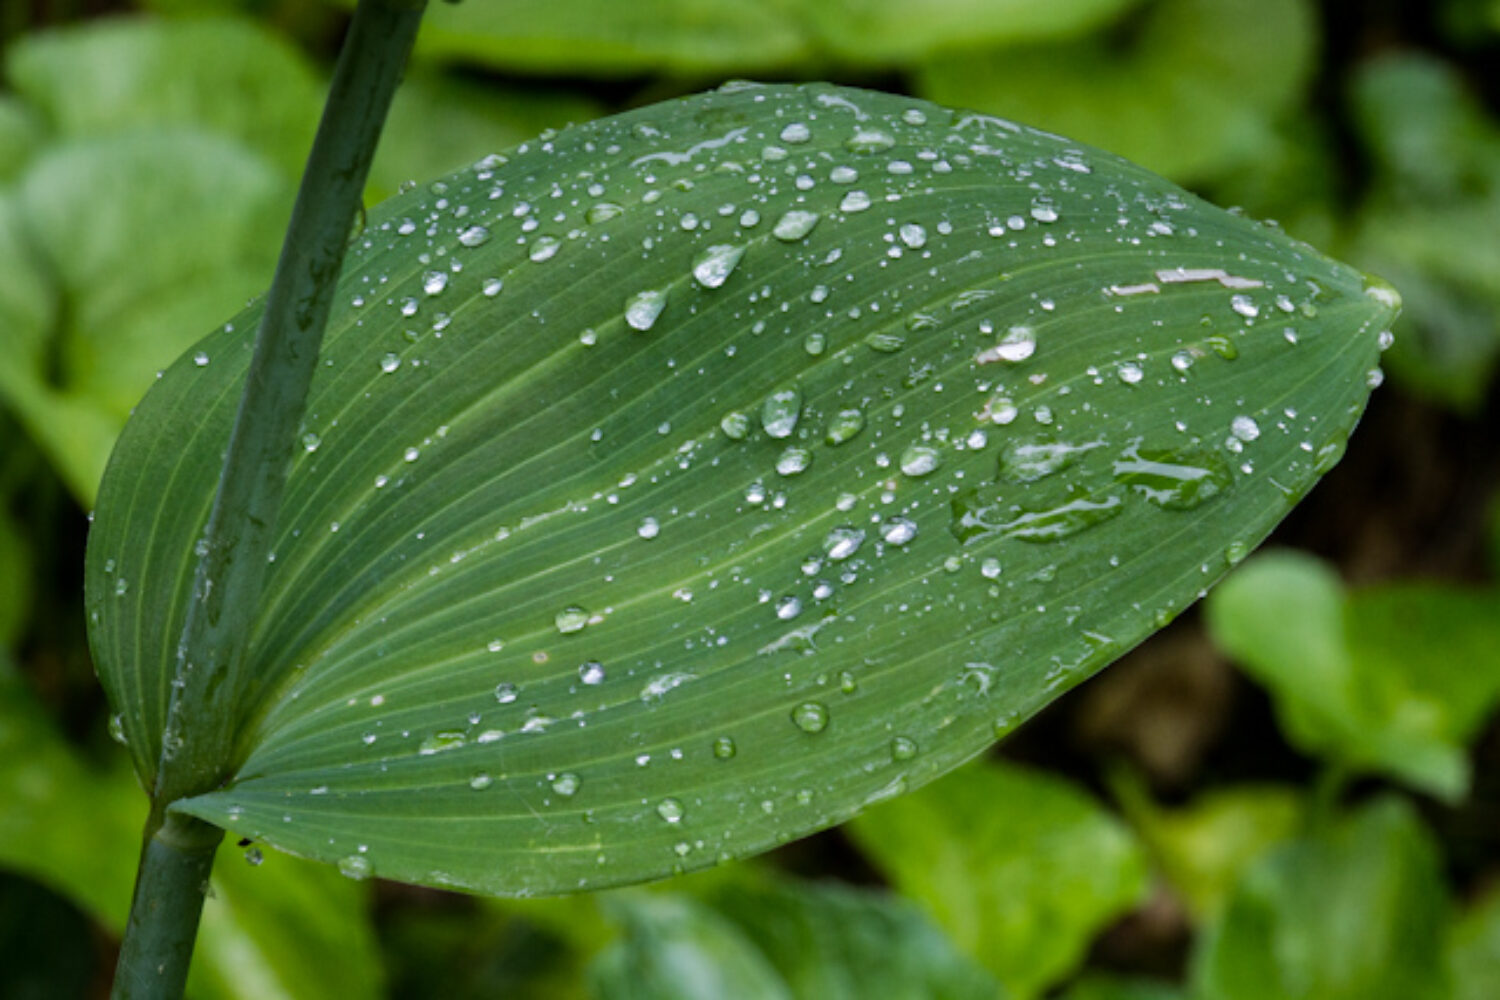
[977,325,1036,364]
[457,225,491,247]
[721,410,751,440]
[951,490,1124,544]
[825,408,865,445]
[529,236,561,262]
[625,289,668,331]
[846,127,896,153]
[772,210,820,241]
[824,526,866,561]
[1112,445,1233,510]
[555,606,591,633]
[587,201,624,224]
[761,386,802,439]
[419,730,467,755]
[692,244,746,289]
[579,661,606,685]
[422,270,449,295]
[776,447,812,476]
[997,440,1100,483]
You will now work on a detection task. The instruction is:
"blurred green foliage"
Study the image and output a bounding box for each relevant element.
[2,1,1498,997]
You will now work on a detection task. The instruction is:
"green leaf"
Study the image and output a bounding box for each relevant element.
[0,131,290,502]
[388,0,814,76]
[1114,773,1304,922]
[916,0,1317,185]
[1192,796,1451,1000]
[369,71,603,203]
[0,667,384,1000]
[704,877,1003,999]
[1061,975,1186,1000]
[86,82,1397,896]
[1205,550,1500,799]
[847,760,1148,997]
[1449,886,1500,1000]
[796,0,1144,65]
[5,15,322,174]
[1346,53,1500,411]
[0,507,30,648]
[592,879,1001,1000]
[591,895,793,1000]
[0,96,42,182]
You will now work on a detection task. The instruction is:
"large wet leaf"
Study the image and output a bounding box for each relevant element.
[85,82,1398,895]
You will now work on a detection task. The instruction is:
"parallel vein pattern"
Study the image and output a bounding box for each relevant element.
[85,82,1398,895]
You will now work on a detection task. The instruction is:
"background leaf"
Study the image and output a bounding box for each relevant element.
[1192,797,1451,1000]
[848,760,1148,997]
[0,661,384,1000]
[1206,550,1500,799]
[84,81,1396,898]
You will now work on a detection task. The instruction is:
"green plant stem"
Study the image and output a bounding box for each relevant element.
[153,0,427,810]
[111,813,224,1000]
[111,2,426,997]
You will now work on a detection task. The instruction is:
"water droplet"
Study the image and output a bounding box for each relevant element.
[380,352,401,373]
[865,332,905,353]
[980,557,1002,579]
[791,701,829,733]
[900,444,941,477]
[587,201,624,224]
[772,210,820,241]
[898,223,927,249]
[951,490,1124,544]
[1230,415,1261,442]
[1117,361,1144,385]
[555,606,591,633]
[579,661,606,685]
[776,447,812,476]
[457,225,491,247]
[192,351,210,367]
[721,410,751,440]
[529,236,561,262]
[552,772,581,797]
[882,518,917,546]
[301,432,322,452]
[776,596,803,620]
[713,736,737,759]
[482,277,503,297]
[419,730,466,755]
[422,270,448,295]
[997,440,1099,483]
[108,714,127,745]
[495,682,518,704]
[846,127,896,153]
[803,332,826,355]
[470,772,493,790]
[1362,273,1402,314]
[338,855,372,880]
[761,386,802,438]
[656,798,685,823]
[1113,445,1232,510]
[825,408,865,445]
[1230,294,1259,319]
[839,190,872,213]
[692,244,745,289]
[779,122,811,143]
[977,325,1036,364]
[625,289,668,331]
[637,517,660,539]
[890,736,918,761]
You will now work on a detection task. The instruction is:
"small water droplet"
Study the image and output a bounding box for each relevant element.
[657,798,685,823]
[865,332,905,353]
[900,444,941,477]
[458,225,491,247]
[776,447,812,476]
[721,410,751,440]
[791,701,829,733]
[839,190,872,213]
[825,408,865,445]
[338,855,372,880]
[977,325,1036,364]
[587,202,624,224]
[422,270,448,295]
[779,122,811,143]
[380,352,401,373]
[898,223,927,249]
[192,351,210,367]
[579,661,606,685]
[882,518,918,546]
[1230,415,1260,442]
[494,682,518,704]
[846,127,895,153]
[713,736,737,759]
[470,772,493,790]
[529,235,561,262]
[555,606,591,633]
[890,736,918,761]
[637,517,660,540]
[552,772,581,797]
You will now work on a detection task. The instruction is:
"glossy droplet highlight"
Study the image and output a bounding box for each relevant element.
[657,798,685,823]
[772,210,820,241]
[555,606,591,633]
[900,444,941,477]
